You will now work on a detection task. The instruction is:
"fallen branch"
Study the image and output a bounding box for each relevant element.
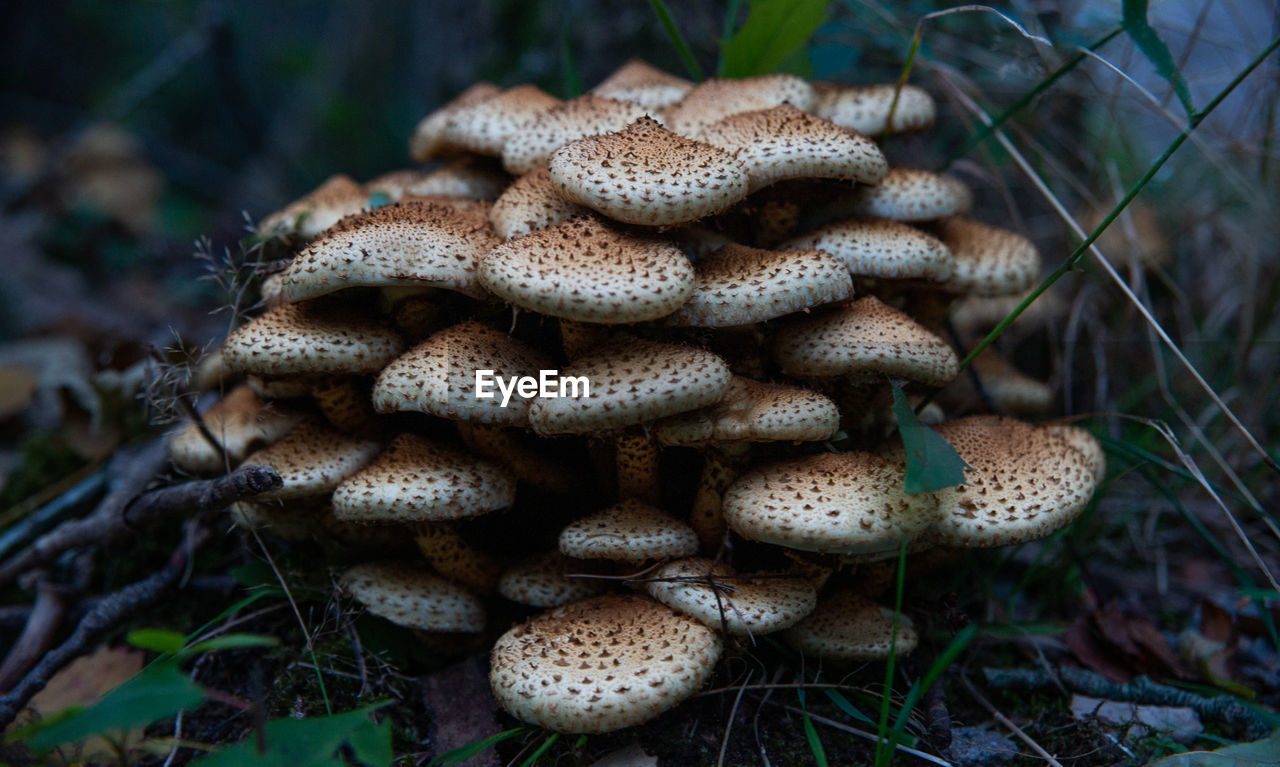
[0,576,67,691]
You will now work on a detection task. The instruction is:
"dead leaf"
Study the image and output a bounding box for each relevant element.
[0,367,37,420]
[1065,614,1132,683]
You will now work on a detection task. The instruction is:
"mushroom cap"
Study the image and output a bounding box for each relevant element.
[242,419,381,501]
[547,117,749,226]
[663,75,817,138]
[1044,423,1106,482]
[967,349,1054,415]
[229,498,321,541]
[654,376,841,445]
[436,84,561,157]
[502,94,659,175]
[408,81,502,162]
[780,218,954,281]
[340,562,486,632]
[371,157,509,201]
[490,595,722,733]
[665,243,853,327]
[644,558,817,636]
[722,451,938,557]
[591,58,693,111]
[167,385,303,474]
[771,296,959,385]
[279,200,499,302]
[813,83,936,135]
[528,338,733,435]
[331,433,515,523]
[498,551,610,608]
[258,174,369,239]
[220,301,405,377]
[371,321,552,427]
[559,499,698,563]
[849,168,972,221]
[699,104,888,192]
[488,168,588,240]
[934,217,1040,296]
[783,590,917,660]
[478,216,695,323]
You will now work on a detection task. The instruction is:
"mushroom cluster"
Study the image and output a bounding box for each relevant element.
[173,59,1104,735]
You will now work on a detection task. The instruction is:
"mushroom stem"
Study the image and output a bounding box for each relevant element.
[558,319,609,359]
[690,445,744,553]
[615,429,660,504]
[456,423,577,494]
[312,376,377,432]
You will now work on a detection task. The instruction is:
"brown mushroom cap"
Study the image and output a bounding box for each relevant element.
[783,590,918,660]
[664,243,853,327]
[259,174,368,238]
[502,94,659,175]
[371,322,552,427]
[340,562,486,632]
[654,376,841,445]
[330,433,515,523]
[488,168,588,240]
[489,594,723,733]
[813,83,936,135]
[497,551,609,608]
[167,385,303,475]
[547,117,749,226]
[559,499,698,563]
[644,558,818,636]
[278,200,499,302]
[220,301,405,377]
[591,59,693,111]
[849,168,972,221]
[771,296,959,386]
[436,84,561,158]
[934,217,1041,296]
[722,451,938,557]
[408,81,502,162]
[241,419,380,501]
[369,157,509,201]
[479,216,695,323]
[780,218,954,281]
[699,105,888,192]
[663,75,817,138]
[528,338,733,435]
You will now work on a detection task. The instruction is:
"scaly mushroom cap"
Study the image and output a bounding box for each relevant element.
[722,451,938,557]
[479,216,695,323]
[490,594,722,733]
[559,499,698,563]
[967,349,1054,415]
[591,58,693,111]
[399,157,510,200]
[279,200,499,302]
[167,385,303,474]
[259,174,368,238]
[340,562,486,632]
[371,322,552,427]
[414,522,502,595]
[645,558,817,636]
[654,376,841,445]
[221,301,405,377]
[229,498,321,541]
[331,433,515,523]
[665,243,852,327]
[502,94,659,175]
[780,218,954,281]
[663,75,817,138]
[771,296,959,385]
[408,81,502,162]
[528,338,733,435]
[498,551,609,608]
[922,416,1101,547]
[242,419,381,501]
[548,117,749,226]
[436,84,561,157]
[849,168,972,221]
[783,590,917,660]
[935,217,1040,295]
[813,83,936,135]
[1044,423,1106,482]
[699,105,888,192]
[488,168,588,240]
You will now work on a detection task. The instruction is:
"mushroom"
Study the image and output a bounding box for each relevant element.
[558,499,698,564]
[812,83,937,135]
[167,384,303,475]
[497,551,609,608]
[488,168,588,240]
[240,419,380,501]
[590,58,693,111]
[779,218,954,282]
[644,557,817,637]
[340,562,486,632]
[784,590,918,660]
[502,94,659,175]
[662,75,817,138]
[220,300,405,378]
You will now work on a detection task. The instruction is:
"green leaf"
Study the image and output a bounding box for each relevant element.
[193,703,392,767]
[719,0,829,78]
[184,633,280,655]
[1121,0,1195,120]
[429,727,530,766]
[889,383,970,493]
[126,628,186,654]
[26,660,205,750]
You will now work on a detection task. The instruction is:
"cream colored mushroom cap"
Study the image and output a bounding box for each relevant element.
[368,157,509,201]
[498,551,609,608]
[723,451,938,556]
[330,433,515,523]
[279,200,499,302]
[502,94,659,175]
[665,243,852,327]
[970,350,1054,415]
[654,376,840,446]
[1044,423,1106,482]
[813,83,936,135]
[372,321,551,427]
[780,218,954,281]
[559,499,698,563]
[242,419,380,501]
[936,217,1041,295]
[259,174,369,239]
[340,562,486,632]
[488,168,588,240]
[167,385,303,474]
[772,296,959,385]
[436,84,561,157]
[221,301,404,377]
[591,58,693,111]
[849,168,972,221]
[663,75,817,138]
[784,590,917,660]
[528,338,732,435]
[645,558,817,636]
[408,81,502,162]
[548,117,749,226]
[699,105,888,192]
[479,216,694,323]
[490,594,722,733]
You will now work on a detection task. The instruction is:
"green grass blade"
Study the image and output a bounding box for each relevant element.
[800,706,830,766]
[892,625,976,732]
[429,727,530,766]
[823,688,875,725]
[559,24,583,98]
[873,538,909,767]
[521,732,560,766]
[718,0,829,78]
[646,0,704,80]
[1121,0,1195,121]
[716,0,743,77]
